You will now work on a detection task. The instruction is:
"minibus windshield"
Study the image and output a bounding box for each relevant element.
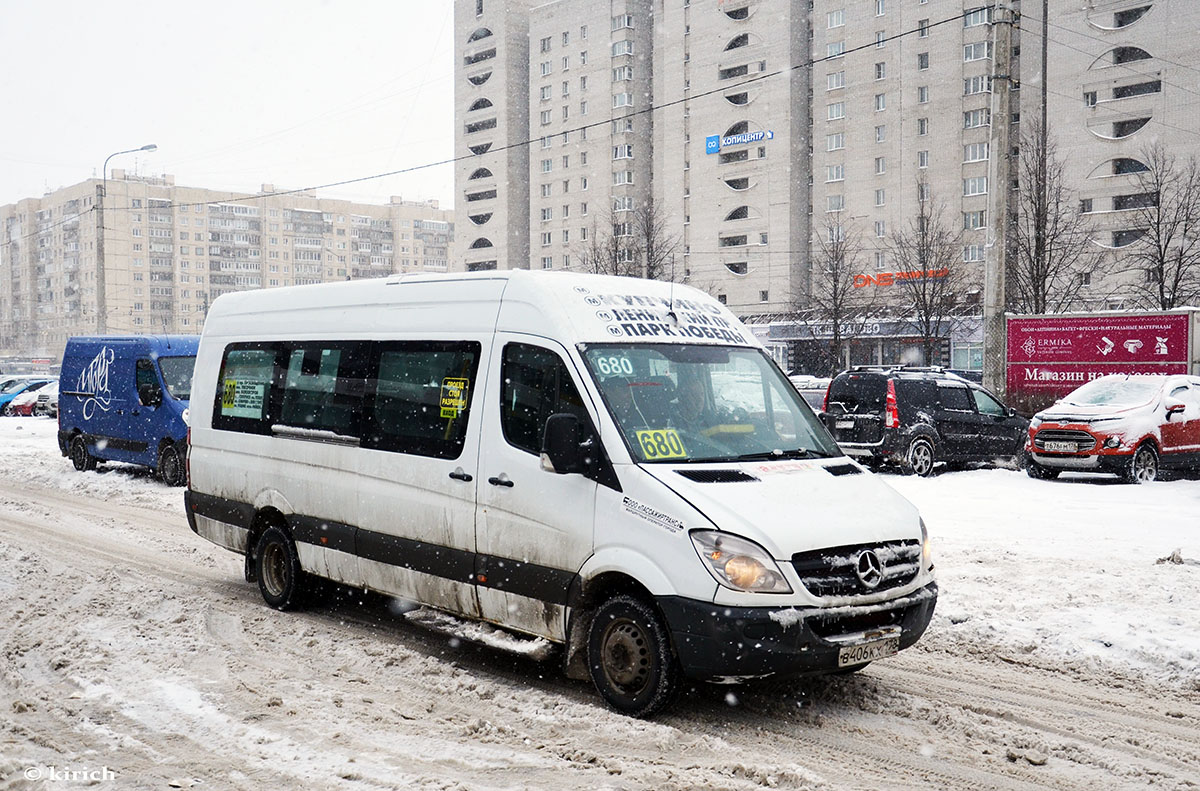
[158,356,196,400]
[581,344,841,464]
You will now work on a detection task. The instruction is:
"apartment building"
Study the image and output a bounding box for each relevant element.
[454,0,812,316]
[0,171,453,358]
[1020,0,1200,309]
[456,0,532,272]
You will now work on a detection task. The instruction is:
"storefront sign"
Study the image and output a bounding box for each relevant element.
[705,130,774,154]
[853,269,949,288]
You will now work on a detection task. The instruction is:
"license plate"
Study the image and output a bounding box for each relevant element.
[837,636,900,668]
[835,420,855,430]
[1044,441,1076,453]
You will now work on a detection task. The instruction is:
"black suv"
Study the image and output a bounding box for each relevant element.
[822,366,1029,476]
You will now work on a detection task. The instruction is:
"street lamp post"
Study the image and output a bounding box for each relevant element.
[96,143,157,333]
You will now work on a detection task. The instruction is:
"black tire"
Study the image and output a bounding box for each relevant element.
[1121,443,1158,484]
[254,525,308,611]
[1025,459,1060,480]
[70,435,97,472]
[587,595,680,718]
[157,443,185,487]
[904,437,937,477]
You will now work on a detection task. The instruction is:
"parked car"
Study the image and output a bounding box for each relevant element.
[0,379,54,415]
[58,335,198,485]
[823,366,1029,476]
[788,375,832,415]
[34,380,60,417]
[1026,374,1200,483]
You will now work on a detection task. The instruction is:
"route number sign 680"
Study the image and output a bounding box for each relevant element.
[635,429,687,459]
[595,356,634,376]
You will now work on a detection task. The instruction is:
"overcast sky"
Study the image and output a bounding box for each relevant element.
[0,1,456,208]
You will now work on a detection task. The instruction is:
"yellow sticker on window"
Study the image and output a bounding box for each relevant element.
[440,377,469,419]
[222,379,237,409]
[636,429,688,460]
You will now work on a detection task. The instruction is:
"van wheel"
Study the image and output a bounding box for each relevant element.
[255,526,308,611]
[587,595,679,718]
[70,435,97,472]
[158,443,185,487]
[1122,444,1158,484]
[904,437,937,477]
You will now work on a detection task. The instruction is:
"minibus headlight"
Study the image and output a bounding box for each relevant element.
[689,530,792,594]
[920,518,934,570]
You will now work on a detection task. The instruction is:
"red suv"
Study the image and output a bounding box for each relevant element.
[1026,374,1200,483]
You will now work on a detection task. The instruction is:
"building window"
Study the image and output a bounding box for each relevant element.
[1080,198,1093,213]
[874,62,886,80]
[963,142,990,162]
[827,9,845,28]
[825,164,845,182]
[963,210,986,230]
[875,93,886,111]
[917,117,929,135]
[827,40,845,58]
[964,41,993,61]
[918,18,929,37]
[612,40,634,56]
[1084,91,1097,107]
[827,71,846,90]
[918,150,929,168]
[917,52,929,70]
[827,102,845,120]
[540,36,551,53]
[875,156,886,174]
[963,108,990,128]
[918,85,929,103]
[875,220,886,237]
[874,124,886,143]
[964,75,992,95]
[827,132,845,151]
[827,194,845,212]
[760,290,769,302]
[542,256,553,269]
[875,189,886,206]
[963,7,993,27]
[875,251,886,270]
[963,244,984,262]
[541,232,552,246]
[963,176,988,196]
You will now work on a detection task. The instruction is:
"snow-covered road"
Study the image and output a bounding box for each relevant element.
[1,416,1198,790]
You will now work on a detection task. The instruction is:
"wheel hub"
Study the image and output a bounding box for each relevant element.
[261,543,287,596]
[602,620,649,690]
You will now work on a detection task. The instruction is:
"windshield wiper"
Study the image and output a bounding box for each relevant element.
[732,448,832,462]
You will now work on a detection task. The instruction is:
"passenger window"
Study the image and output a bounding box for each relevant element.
[971,388,1006,416]
[362,341,481,459]
[938,386,973,411]
[279,344,364,437]
[501,343,591,455]
[136,359,162,406]
[214,346,279,433]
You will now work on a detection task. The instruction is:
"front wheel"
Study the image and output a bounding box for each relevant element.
[157,443,185,487]
[587,595,680,718]
[1025,458,1060,480]
[904,437,937,477]
[70,435,97,472]
[1122,444,1158,484]
[255,526,308,610]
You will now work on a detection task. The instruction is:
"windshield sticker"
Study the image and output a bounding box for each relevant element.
[636,429,688,460]
[77,346,115,420]
[580,292,747,344]
[222,379,266,419]
[622,496,685,534]
[440,377,469,419]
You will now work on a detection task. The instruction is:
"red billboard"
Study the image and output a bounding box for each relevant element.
[1006,313,1193,408]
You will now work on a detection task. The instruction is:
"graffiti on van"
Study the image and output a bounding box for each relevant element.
[76,346,115,420]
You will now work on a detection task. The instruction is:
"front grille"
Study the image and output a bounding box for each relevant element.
[674,469,759,483]
[1033,429,1097,452]
[792,539,921,598]
[807,605,906,639]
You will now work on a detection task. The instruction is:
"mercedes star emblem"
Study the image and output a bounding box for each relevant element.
[855,549,884,589]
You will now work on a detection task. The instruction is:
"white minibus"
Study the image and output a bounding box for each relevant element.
[186,271,936,716]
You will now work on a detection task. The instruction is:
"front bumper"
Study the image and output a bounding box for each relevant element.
[656,580,937,681]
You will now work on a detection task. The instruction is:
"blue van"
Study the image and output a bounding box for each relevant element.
[58,335,199,485]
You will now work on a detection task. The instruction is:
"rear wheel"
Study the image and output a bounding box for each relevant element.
[1122,443,1158,484]
[587,595,679,718]
[904,437,937,477]
[70,435,97,472]
[157,443,185,487]
[255,526,308,610]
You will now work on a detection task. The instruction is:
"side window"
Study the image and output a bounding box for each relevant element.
[938,385,973,411]
[214,345,279,433]
[894,379,937,410]
[136,359,161,405]
[971,388,1007,416]
[501,343,590,455]
[278,343,365,437]
[362,341,481,459]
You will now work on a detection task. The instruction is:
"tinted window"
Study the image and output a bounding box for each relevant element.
[362,341,481,459]
[279,344,364,437]
[214,345,278,433]
[938,385,973,411]
[136,359,161,406]
[827,373,886,413]
[971,388,1006,416]
[894,379,937,410]
[501,343,590,455]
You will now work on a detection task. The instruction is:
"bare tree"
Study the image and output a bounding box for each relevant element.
[887,180,972,365]
[1011,129,1106,313]
[1123,143,1200,310]
[572,200,680,281]
[795,216,879,376]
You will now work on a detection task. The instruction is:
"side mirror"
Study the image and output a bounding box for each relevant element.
[139,383,162,407]
[541,413,584,474]
[1165,399,1186,420]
